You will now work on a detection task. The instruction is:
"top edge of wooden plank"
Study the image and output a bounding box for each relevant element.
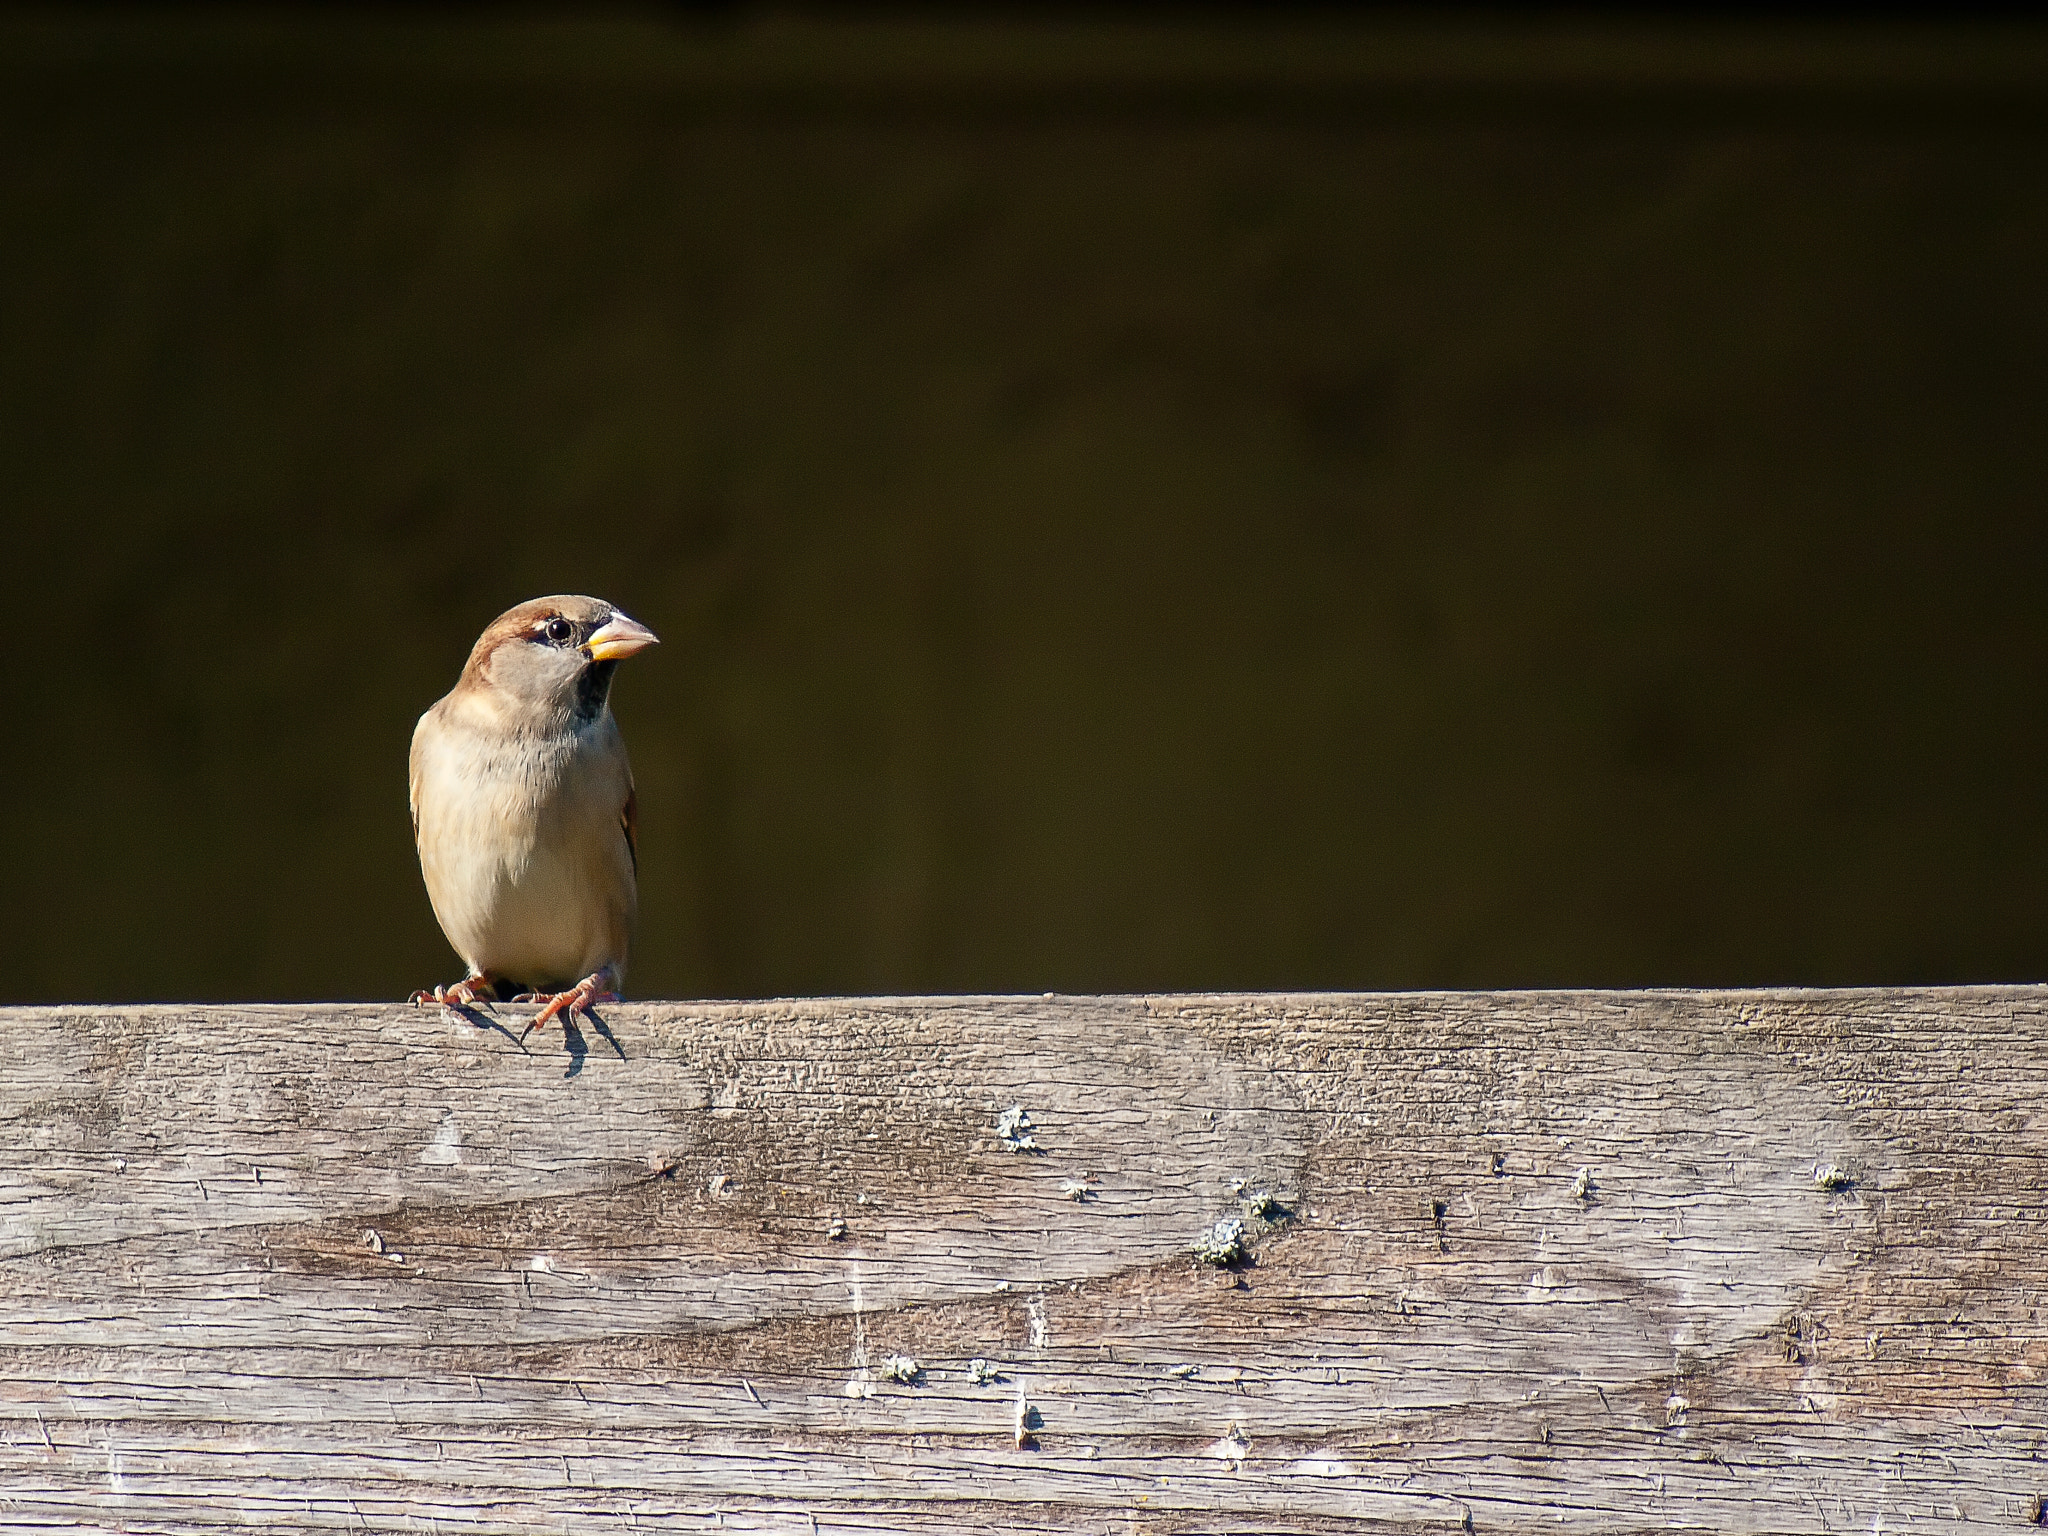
[7,982,2047,1015]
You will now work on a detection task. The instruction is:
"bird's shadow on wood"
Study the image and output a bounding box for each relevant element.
[584,1008,628,1063]
[559,1017,588,1078]
[544,1011,627,1079]
[443,1003,532,1053]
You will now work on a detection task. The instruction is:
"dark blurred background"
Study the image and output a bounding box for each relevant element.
[3,7,2047,1003]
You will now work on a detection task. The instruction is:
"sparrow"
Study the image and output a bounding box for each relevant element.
[409,595,658,1031]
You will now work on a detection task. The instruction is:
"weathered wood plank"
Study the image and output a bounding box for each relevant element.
[1,991,2044,1532]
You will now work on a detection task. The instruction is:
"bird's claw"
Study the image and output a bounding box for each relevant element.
[411,976,495,1011]
[513,971,620,1033]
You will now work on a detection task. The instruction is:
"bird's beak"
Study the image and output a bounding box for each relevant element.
[584,614,660,662]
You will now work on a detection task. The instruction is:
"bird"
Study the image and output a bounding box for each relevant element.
[409,595,658,1032]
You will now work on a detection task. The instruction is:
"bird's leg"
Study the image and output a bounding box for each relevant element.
[410,973,498,1010]
[512,965,621,1033]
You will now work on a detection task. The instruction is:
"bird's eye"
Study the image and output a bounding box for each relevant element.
[543,618,574,645]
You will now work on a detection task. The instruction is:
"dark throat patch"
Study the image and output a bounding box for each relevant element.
[574,658,619,723]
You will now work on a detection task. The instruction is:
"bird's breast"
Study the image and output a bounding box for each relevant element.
[412,706,635,988]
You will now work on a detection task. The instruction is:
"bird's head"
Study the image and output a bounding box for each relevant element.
[458,595,659,733]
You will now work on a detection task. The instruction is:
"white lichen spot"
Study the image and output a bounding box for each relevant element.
[843,1257,873,1398]
[1287,1457,1356,1478]
[1814,1162,1855,1192]
[877,1355,922,1385]
[1568,1167,1594,1201]
[707,1173,730,1197]
[826,1217,848,1240]
[529,1254,555,1274]
[1028,1291,1049,1350]
[967,1358,1001,1385]
[1664,1394,1689,1425]
[1193,1215,1247,1265]
[362,1229,385,1255]
[1207,1423,1250,1468]
[1168,1363,1199,1379]
[1058,1176,1097,1201]
[420,1111,462,1167]
[995,1105,1040,1153]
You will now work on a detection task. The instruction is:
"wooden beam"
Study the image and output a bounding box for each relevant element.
[2,991,2044,1532]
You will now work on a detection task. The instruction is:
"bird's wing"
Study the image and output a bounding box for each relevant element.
[621,785,638,877]
[406,704,439,849]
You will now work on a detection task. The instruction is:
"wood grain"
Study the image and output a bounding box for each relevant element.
[1,991,2044,1532]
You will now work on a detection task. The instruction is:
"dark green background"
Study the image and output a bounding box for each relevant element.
[5,13,2047,1002]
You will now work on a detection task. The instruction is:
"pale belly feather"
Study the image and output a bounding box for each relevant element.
[413,712,634,991]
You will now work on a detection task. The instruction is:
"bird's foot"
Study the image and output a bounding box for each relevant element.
[513,968,620,1033]
[410,974,497,1011]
